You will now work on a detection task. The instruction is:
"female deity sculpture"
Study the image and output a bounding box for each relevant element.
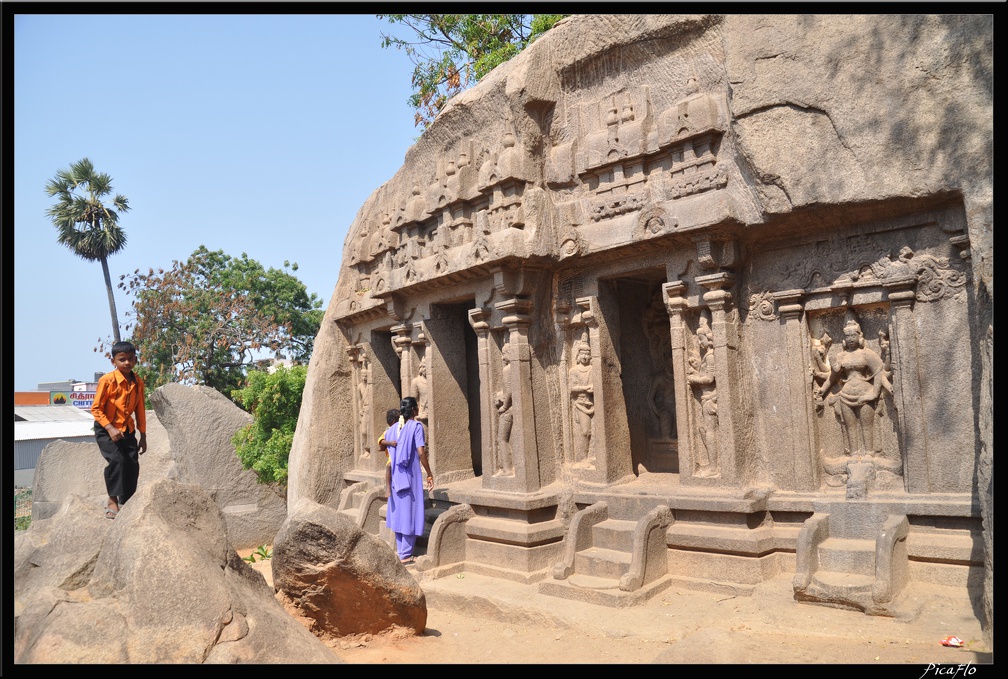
[493,342,514,476]
[568,332,595,465]
[816,317,893,457]
[357,356,371,459]
[410,359,430,423]
[686,316,718,477]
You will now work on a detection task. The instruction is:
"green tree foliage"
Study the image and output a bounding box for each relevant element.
[231,365,307,486]
[379,14,567,128]
[46,158,131,343]
[116,246,323,399]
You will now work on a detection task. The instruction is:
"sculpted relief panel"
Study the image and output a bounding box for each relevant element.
[739,213,973,495]
[335,80,737,324]
[568,331,595,467]
[809,310,902,494]
[493,338,516,477]
[686,315,719,478]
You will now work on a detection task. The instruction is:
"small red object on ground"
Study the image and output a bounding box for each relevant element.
[940,636,963,647]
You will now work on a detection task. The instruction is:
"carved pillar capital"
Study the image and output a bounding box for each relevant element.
[663,280,688,309]
[497,297,534,329]
[696,271,735,312]
[573,295,599,328]
[346,344,363,362]
[775,289,805,319]
[390,324,412,356]
[467,307,492,335]
[884,276,918,309]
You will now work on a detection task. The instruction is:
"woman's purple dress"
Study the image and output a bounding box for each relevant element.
[386,418,426,536]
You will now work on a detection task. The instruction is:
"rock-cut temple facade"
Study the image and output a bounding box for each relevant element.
[289,15,993,630]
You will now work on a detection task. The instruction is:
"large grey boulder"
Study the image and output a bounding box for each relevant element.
[31,411,176,522]
[30,384,285,551]
[151,383,287,549]
[272,498,427,637]
[15,495,113,602]
[14,479,341,664]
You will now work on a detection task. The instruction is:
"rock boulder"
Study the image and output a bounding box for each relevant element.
[273,498,427,637]
[14,479,340,664]
[150,383,287,549]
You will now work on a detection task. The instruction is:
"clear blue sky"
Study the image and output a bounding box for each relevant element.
[12,12,422,391]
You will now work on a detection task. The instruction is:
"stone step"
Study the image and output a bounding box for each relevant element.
[906,530,982,563]
[591,519,636,552]
[574,546,632,580]
[818,537,875,576]
[812,569,875,592]
[567,572,620,591]
[425,503,450,526]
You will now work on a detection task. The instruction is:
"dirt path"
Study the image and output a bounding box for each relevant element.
[239,548,990,665]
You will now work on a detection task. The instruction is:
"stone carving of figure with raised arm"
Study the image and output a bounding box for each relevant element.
[687,316,718,477]
[817,317,892,457]
[810,332,833,412]
[410,359,429,423]
[493,342,514,476]
[568,332,595,464]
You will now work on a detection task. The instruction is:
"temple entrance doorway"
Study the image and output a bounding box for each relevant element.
[425,300,483,480]
[599,270,678,475]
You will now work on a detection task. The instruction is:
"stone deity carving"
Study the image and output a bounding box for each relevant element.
[686,316,718,477]
[816,317,893,457]
[493,342,514,476]
[568,333,595,465]
[647,357,677,440]
[357,357,371,459]
[410,359,430,423]
[810,332,833,412]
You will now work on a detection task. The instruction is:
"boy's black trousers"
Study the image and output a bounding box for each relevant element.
[94,425,140,504]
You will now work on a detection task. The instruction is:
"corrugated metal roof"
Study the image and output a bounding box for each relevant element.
[14,405,95,423]
[14,420,96,441]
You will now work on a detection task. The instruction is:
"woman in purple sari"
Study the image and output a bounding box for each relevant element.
[383,396,434,563]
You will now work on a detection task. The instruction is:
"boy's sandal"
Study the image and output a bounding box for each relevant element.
[105,507,119,520]
[400,556,416,565]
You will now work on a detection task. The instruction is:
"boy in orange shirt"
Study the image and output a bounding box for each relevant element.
[91,340,147,519]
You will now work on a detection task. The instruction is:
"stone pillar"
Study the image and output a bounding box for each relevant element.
[562,297,602,471]
[346,344,374,469]
[578,294,633,485]
[391,324,413,397]
[663,281,694,480]
[777,289,817,491]
[490,297,541,492]
[410,329,430,425]
[884,276,929,493]
[695,272,742,486]
[468,307,495,484]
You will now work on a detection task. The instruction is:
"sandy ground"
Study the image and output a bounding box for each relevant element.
[237,547,991,665]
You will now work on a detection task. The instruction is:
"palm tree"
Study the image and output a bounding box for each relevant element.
[45,158,131,344]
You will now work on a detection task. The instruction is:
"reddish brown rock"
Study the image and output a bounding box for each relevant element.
[272,498,427,637]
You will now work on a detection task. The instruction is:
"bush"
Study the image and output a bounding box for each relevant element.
[231,365,307,486]
[14,487,33,532]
